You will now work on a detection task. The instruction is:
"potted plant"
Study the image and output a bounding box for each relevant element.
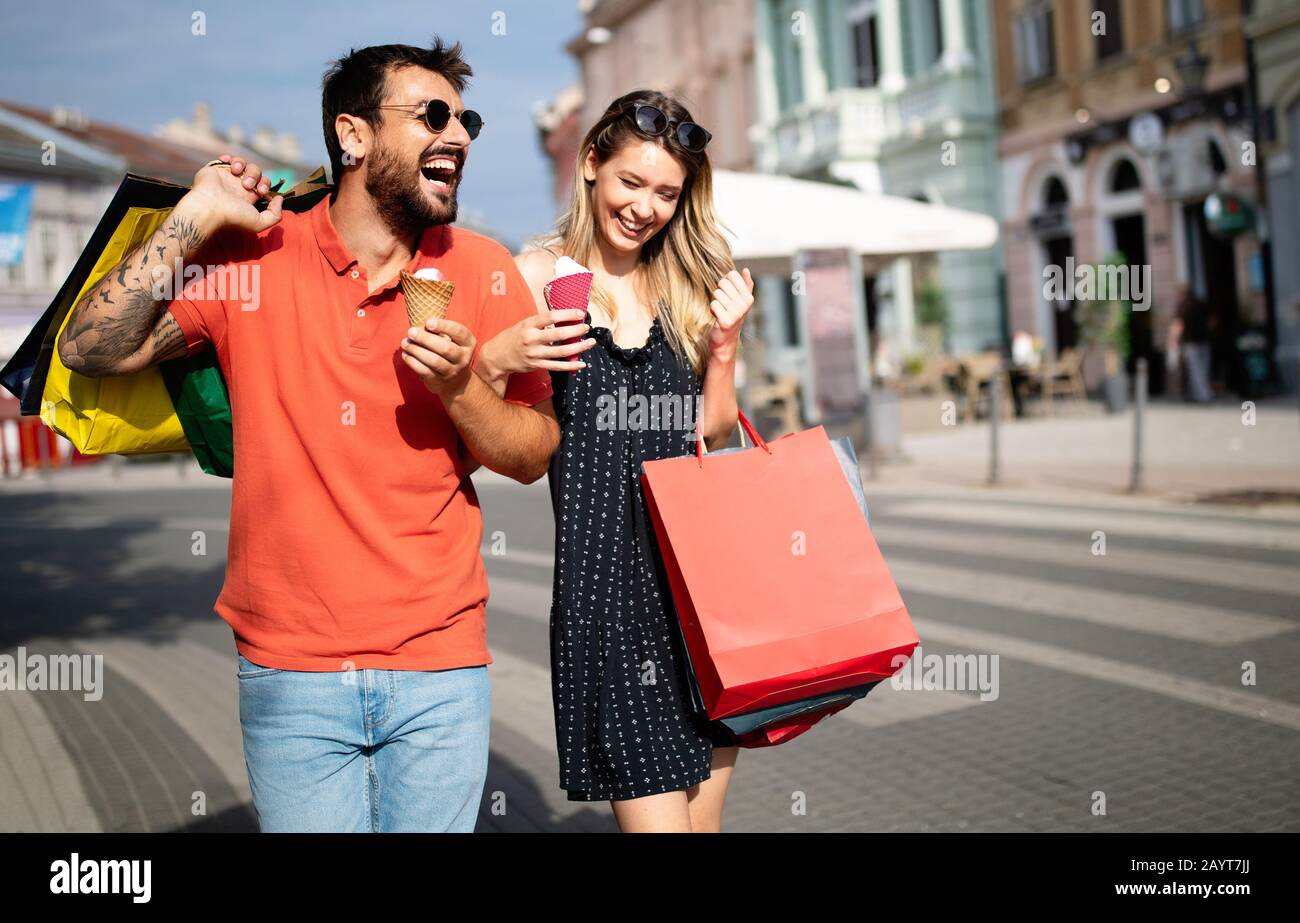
[915,281,949,356]
[1074,252,1132,413]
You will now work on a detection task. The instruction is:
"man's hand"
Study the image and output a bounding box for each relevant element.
[181,154,283,240]
[400,317,477,399]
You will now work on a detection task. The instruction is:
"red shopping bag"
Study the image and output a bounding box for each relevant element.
[640,412,917,720]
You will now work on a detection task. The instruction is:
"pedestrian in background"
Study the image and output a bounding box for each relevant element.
[1175,286,1214,403]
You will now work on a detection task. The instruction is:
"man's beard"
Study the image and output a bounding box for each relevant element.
[364,140,457,236]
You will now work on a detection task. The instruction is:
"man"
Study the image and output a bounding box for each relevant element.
[56,40,560,832]
[1175,285,1214,403]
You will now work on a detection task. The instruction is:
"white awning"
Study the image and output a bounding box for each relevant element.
[711,169,999,265]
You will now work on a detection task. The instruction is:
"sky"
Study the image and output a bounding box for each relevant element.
[0,0,584,245]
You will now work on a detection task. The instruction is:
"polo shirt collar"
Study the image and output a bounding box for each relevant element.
[311,197,452,276]
[311,196,356,273]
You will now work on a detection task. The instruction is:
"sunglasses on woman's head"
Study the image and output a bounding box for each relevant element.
[627,104,710,152]
[360,98,484,140]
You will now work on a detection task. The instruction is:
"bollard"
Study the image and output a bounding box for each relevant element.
[1130,357,1147,493]
[987,373,1001,485]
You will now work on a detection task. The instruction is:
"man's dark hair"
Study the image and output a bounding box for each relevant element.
[321,38,473,183]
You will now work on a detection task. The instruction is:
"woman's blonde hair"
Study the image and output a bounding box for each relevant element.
[531,90,735,377]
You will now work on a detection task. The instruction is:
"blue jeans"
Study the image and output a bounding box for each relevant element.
[237,653,491,832]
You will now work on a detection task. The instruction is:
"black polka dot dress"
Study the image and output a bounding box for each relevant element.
[545,307,730,803]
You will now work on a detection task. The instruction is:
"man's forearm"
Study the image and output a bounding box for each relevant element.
[58,198,212,376]
[442,372,557,483]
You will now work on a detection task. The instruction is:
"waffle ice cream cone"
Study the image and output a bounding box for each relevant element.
[544,257,594,374]
[400,272,456,328]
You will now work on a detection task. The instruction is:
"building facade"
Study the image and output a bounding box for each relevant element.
[539,0,757,213]
[995,0,1262,395]
[1245,0,1300,393]
[753,0,1003,359]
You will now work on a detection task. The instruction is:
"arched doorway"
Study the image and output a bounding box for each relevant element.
[1104,157,1158,390]
[1032,175,1075,354]
[1180,137,1240,396]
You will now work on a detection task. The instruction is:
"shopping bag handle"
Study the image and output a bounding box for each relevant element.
[695,409,771,466]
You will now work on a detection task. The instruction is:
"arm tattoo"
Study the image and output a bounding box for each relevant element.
[164,217,205,253]
[59,212,209,376]
[150,312,188,364]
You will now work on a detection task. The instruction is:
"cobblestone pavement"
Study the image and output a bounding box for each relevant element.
[1,448,1296,832]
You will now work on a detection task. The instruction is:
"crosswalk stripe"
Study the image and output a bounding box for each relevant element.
[487,546,1296,646]
[485,647,558,758]
[836,681,984,729]
[885,500,1300,552]
[484,570,984,734]
[913,618,1300,732]
[888,558,1295,645]
[487,572,552,623]
[485,547,1300,729]
[8,517,232,532]
[874,524,1300,596]
[484,547,555,571]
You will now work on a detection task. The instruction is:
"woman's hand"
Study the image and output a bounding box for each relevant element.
[707,268,754,363]
[477,309,596,383]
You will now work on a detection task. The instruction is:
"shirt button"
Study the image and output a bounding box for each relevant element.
[356,308,366,317]
[350,269,359,279]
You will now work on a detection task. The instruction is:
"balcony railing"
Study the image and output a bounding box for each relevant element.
[756,76,992,174]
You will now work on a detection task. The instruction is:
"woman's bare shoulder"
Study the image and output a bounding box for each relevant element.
[514,246,561,312]
[516,246,563,282]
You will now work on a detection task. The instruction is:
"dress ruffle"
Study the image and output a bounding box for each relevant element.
[584,310,664,365]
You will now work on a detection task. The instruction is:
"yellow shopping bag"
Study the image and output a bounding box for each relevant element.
[41,205,188,454]
[19,167,329,463]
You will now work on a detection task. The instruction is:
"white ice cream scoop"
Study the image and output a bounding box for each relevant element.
[413,267,443,281]
[553,256,590,278]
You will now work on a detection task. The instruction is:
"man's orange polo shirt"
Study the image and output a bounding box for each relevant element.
[166,196,552,672]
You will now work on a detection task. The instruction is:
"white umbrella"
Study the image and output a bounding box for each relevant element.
[710,169,999,263]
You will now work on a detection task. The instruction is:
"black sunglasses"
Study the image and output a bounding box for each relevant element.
[627,103,711,152]
[361,99,484,140]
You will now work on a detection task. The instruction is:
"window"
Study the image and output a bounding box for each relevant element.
[788,33,804,106]
[901,0,944,75]
[849,0,881,88]
[1110,159,1141,193]
[780,280,800,347]
[928,0,945,66]
[1166,0,1204,35]
[1015,2,1056,84]
[1044,177,1069,208]
[772,2,803,110]
[1093,0,1123,60]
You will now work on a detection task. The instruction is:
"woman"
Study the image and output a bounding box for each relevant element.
[477,90,754,832]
